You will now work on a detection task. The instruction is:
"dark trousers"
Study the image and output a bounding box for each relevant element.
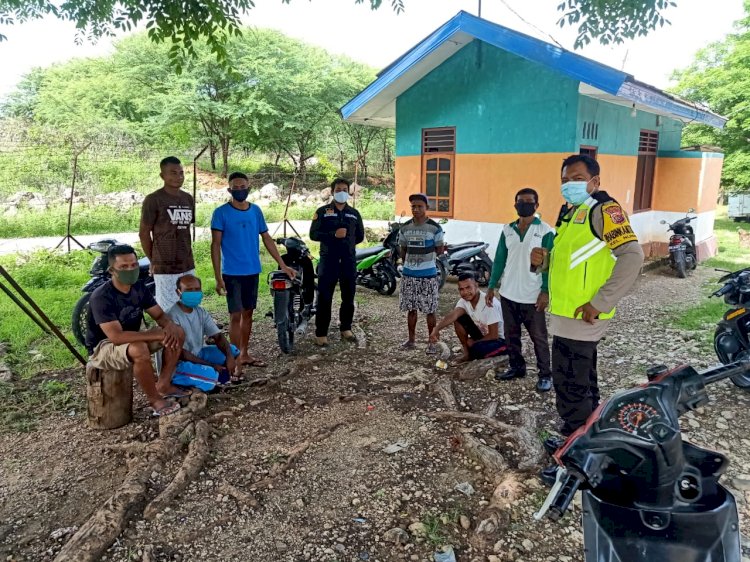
[500,296,551,378]
[455,315,507,359]
[551,336,600,435]
[316,255,356,337]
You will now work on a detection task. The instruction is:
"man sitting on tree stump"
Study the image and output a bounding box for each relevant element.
[85,244,186,417]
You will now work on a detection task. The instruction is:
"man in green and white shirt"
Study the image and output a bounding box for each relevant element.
[486,188,555,392]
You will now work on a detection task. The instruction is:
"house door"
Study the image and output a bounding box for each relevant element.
[634,130,658,211]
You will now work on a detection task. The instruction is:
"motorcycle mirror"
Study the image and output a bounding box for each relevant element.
[659,220,667,224]
[688,208,695,213]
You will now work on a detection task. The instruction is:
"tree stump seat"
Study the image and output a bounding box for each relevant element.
[86,362,133,429]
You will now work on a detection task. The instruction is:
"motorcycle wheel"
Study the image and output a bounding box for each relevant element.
[715,328,750,388]
[475,261,491,287]
[377,267,397,296]
[71,293,91,347]
[676,259,687,279]
[436,258,447,290]
[274,291,294,354]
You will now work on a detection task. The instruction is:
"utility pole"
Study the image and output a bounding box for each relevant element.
[478,0,482,17]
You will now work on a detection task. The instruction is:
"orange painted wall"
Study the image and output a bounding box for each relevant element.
[652,156,723,213]
[596,155,637,214]
[394,153,722,222]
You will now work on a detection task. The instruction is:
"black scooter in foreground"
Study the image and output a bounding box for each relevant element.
[536,359,750,562]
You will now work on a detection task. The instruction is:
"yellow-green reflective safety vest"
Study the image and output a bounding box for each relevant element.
[549,196,616,320]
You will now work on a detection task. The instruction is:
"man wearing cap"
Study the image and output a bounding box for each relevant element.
[398,193,445,352]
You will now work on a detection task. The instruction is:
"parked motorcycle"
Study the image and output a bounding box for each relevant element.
[269,237,316,354]
[536,359,750,562]
[71,239,154,346]
[355,246,398,295]
[382,220,447,290]
[661,209,697,278]
[713,267,750,388]
[444,242,493,286]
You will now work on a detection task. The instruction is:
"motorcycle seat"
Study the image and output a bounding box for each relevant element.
[356,246,385,260]
[447,241,484,252]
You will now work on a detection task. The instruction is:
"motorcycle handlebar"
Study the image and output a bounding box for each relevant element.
[702,358,750,385]
[548,473,584,521]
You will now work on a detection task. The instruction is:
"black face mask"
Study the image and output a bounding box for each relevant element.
[515,202,536,218]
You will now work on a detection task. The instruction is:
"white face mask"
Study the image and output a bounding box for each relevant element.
[333,191,349,204]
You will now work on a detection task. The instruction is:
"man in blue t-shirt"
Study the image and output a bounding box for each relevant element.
[210,172,295,369]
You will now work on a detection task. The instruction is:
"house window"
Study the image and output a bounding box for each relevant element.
[634,130,658,212]
[422,127,455,216]
[579,146,598,159]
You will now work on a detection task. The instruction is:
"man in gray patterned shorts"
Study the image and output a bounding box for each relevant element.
[397,193,445,353]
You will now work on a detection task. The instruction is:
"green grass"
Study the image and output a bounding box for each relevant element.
[0,198,395,238]
[703,206,749,272]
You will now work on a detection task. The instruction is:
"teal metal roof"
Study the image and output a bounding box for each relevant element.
[341,11,725,129]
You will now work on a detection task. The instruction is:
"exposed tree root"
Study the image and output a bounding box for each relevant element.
[482,400,498,418]
[431,375,458,410]
[474,474,524,536]
[457,356,509,381]
[54,392,209,562]
[219,481,259,508]
[143,420,211,520]
[457,430,508,472]
[251,423,343,490]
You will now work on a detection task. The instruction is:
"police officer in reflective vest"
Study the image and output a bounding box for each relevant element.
[531,155,644,456]
[310,178,365,346]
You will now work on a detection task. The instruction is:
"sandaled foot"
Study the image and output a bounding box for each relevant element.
[425,343,439,355]
[399,340,416,350]
[453,355,471,365]
[151,401,181,417]
[239,356,267,367]
[158,386,193,399]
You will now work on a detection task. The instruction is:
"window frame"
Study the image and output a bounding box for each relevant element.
[421,127,456,218]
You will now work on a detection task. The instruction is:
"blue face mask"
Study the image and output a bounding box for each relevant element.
[180,290,203,308]
[561,181,591,206]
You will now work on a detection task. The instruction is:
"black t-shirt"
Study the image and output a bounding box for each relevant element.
[85,280,157,354]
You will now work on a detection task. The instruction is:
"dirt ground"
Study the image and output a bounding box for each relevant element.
[2,265,750,562]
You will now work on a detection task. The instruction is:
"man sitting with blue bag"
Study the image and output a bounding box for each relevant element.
[167,274,241,390]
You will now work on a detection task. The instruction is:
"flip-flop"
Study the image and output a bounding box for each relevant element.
[152,402,181,417]
[399,340,416,350]
[230,373,246,385]
[162,389,193,400]
[241,357,267,368]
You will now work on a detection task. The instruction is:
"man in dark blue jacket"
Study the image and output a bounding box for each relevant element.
[310,178,365,346]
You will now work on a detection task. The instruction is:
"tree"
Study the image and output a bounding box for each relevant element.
[557,0,676,49]
[1,0,674,69]
[672,2,750,192]
[0,0,404,71]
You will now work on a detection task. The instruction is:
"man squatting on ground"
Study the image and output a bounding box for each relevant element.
[531,154,644,461]
[486,187,555,392]
[139,156,195,313]
[86,244,186,417]
[429,272,508,363]
[166,274,242,384]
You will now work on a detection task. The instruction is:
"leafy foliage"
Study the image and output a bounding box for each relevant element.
[557,0,676,48]
[672,2,750,192]
[0,0,403,70]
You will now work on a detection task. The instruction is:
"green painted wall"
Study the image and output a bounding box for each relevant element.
[395,40,580,157]
[575,96,683,156]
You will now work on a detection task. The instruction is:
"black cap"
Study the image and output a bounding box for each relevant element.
[408,193,428,205]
